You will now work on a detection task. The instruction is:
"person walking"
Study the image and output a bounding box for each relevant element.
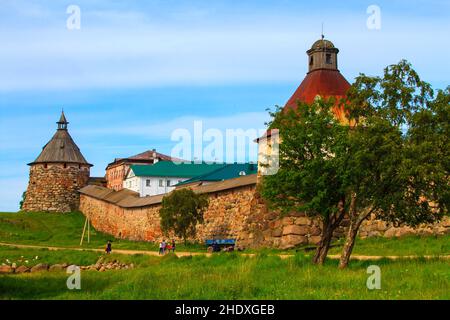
[161,239,167,254]
[171,240,176,253]
[159,240,164,255]
[105,240,112,254]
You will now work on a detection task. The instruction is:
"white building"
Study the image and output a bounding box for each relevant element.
[123,162,226,197]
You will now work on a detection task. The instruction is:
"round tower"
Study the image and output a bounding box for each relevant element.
[22,112,92,213]
[257,37,351,176]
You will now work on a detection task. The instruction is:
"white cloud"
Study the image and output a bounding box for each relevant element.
[0,2,448,91]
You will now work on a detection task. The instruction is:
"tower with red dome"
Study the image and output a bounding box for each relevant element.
[257,38,351,175]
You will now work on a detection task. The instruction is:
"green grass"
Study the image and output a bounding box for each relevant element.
[0,246,102,266]
[0,211,204,252]
[0,211,448,300]
[0,211,448,257]
[0,253,448,300]
[328,235,450,256]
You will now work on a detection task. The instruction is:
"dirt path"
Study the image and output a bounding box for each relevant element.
[0,242,448,261]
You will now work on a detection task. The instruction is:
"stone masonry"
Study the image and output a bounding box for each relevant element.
[23,163,90,213]
[79,178,449,249]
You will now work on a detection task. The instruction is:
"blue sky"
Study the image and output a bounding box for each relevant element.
[0,0,449,211]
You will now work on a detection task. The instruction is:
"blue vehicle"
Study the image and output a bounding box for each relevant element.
[205,239,236,252]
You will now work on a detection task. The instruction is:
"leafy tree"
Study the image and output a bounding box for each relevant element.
[19,191,26,210]
[261,98,350,265]
[261,60,449,267]
[159,188,209,245]
[338,61,449,268]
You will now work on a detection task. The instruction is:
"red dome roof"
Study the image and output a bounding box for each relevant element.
[284,69,350,122]
[285,69,350,107]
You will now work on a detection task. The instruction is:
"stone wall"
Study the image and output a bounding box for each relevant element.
[79,180,449,248]
[80,185,256,242]
[23,163,90,213]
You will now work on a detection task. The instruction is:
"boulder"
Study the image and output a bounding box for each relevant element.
[280,235,307,249]
[30,263,49,273]
[272,228,282,237]
[0,265,13,274]
[282,225,309,236]
[309,226,321,236]
[295,217,311,226]
[309,235,322,245]
[49,264,65,272]
[15,265,30,273]
[384,228,397,238]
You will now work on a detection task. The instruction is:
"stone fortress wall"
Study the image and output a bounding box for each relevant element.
[79,175,449,249]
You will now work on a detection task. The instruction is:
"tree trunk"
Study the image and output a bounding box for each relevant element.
[338,207,373,269]
[338,218,362,269]
[313,198,347,265]
[313,225,333,265]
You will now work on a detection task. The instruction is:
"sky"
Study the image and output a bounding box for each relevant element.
[0,0,449,211]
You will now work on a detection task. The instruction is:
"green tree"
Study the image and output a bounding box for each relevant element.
[261,98,350,265]
[261,60,449,267]
[337,61,449,268]
[19,191,26,210]
[159,188,209,245]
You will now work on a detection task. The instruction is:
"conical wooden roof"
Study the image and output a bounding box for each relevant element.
[29,113,92,166]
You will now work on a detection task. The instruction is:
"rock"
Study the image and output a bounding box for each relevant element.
[0,265,13,274]
[281,216,294,226]
[272,228,282,237]
[396,227,415,238]
[384,228,397,238]
[30,263,49,273]
[309,226,321,236]
[282,225,309,236]
[49,264,65,272]
[441,217,450,228]
[99,267,106,272]
[295,217,311,226]
[418,228,433,236]
[15,265,30,273]
[309,235,322,245]
[280,235,307,249]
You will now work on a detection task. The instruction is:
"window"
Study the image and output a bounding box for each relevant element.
[146,179,151,187]
[159,179,163,187]
[309,56,314,66]
[326,53,332,64]
[166,180,171,187]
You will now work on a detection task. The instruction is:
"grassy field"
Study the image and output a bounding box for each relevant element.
[1,211,448,256]
[0,211,449,300]
[1,253,448,300]
[0,211,204,252]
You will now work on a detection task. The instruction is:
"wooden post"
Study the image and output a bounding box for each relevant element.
[80,216,88,246]
[87,217,90,244]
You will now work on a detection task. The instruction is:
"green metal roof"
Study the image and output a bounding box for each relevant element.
[129,162,227,178]
[176,163,258,186]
